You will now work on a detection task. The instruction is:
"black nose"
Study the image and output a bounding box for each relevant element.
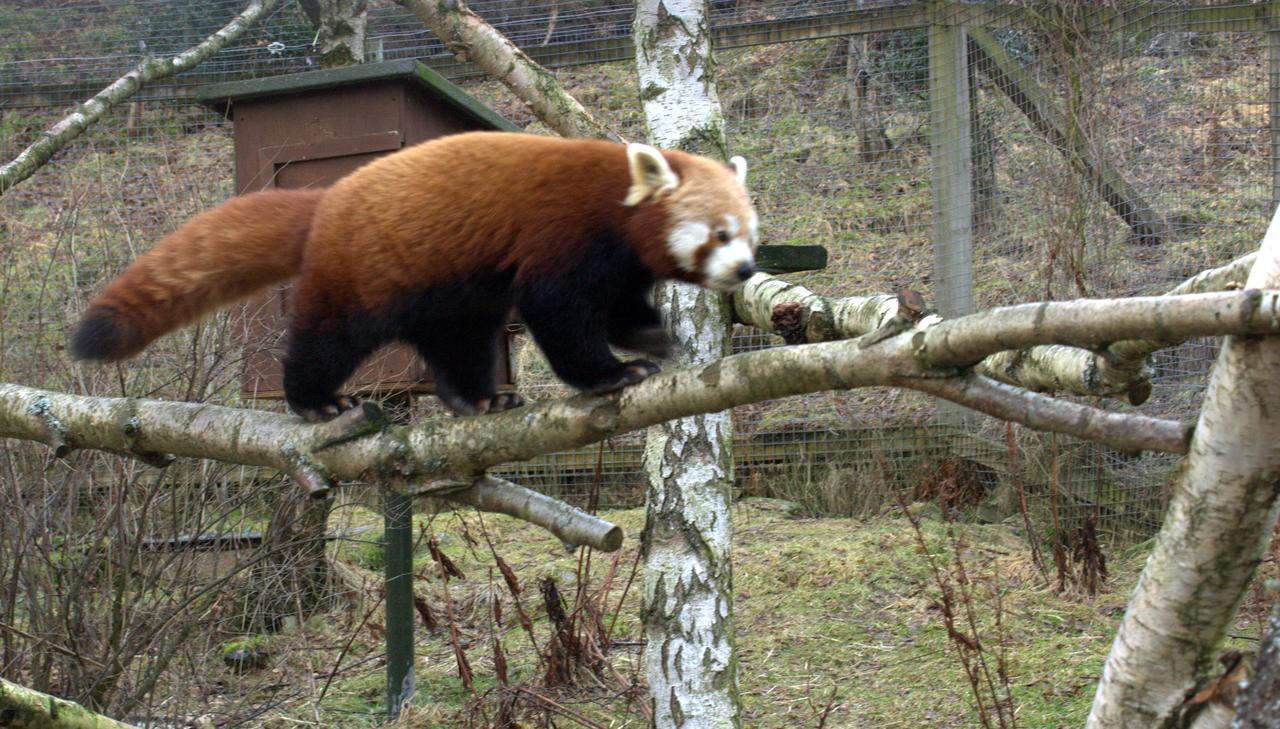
[735,262,756,281]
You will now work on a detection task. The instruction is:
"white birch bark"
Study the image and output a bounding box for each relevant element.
[634,1,740,725]
[1087,207,1280,727]
[297,0,367,67]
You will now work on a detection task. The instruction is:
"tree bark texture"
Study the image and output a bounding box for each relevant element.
[394,0,612,140]
[0,0,279,196]
[7,290,1280,488]
[1087,208,1280,728]
[634,1,741,725]
[297,0,367,67]
[1234,600,1280,726]
[0,677,138,729]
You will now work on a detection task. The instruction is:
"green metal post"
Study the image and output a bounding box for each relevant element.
[384,486,415,720]
[928,20,974,320]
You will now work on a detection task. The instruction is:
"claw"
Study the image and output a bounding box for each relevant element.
[582,360,661,396]
[295,395,363,422]
[439,391,526,416]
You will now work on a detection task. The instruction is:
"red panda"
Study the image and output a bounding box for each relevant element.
[71,131,759,421]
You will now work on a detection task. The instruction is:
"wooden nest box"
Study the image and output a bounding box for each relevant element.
[196,60,521,403]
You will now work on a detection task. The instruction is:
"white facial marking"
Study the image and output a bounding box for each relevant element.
[667,220,711,272]
[747,211,759,245]
[703,237,756,291]
[724,214,740,237]
[729,155,748,186]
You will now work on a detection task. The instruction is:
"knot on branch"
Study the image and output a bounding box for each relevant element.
[281,442,334,498]
[770,302,806,345]
[27,396,69,457]
[119,414,176,468]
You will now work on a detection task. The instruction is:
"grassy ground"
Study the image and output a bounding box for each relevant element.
[201,500,1185,728]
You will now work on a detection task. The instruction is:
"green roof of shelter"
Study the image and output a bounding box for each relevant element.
[195,59,519,132]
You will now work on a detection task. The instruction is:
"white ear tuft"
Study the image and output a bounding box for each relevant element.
[624,142,679,206]
[729,155,748,186]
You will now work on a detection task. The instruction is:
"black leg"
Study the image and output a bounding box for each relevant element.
[283,322,379,421]
[409,322,522,416]
[519,289,660,395]
[606,292,671,360]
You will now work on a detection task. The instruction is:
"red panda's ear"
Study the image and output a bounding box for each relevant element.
[624,143,679,206]
[729,155,748,186]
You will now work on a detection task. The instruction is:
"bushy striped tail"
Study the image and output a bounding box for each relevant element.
[71,189,325,361]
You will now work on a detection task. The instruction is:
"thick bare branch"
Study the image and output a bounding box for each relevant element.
[736,271,1280,404]
[897,373,1191,454]
[913,290,1280,368]
[393,0,612,140]
[9,290,1274,483]
[419,476,622,551]
[732,274,901,343]
[0,0,279,195]
[1088,211,1280,727]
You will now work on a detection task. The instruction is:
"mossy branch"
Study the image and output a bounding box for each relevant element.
[0,676,138,729]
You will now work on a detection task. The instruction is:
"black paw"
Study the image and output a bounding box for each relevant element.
[581,360,661,396]
[613,326,674,359]
[295,395,361,423]
[439,391,526,416]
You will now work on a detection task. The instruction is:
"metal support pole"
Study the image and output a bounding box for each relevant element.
[384,486,415,720]
[1271,29,1280,210]
[929,20,974,320]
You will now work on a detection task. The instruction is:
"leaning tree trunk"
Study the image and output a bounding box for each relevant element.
[634,1,741,726]
[1087,206,1280,726]
[245,485,335,632]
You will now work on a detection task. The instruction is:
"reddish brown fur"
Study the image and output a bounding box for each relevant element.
[74,132,751,363]
[75,189,323,360]
[291,132,740,321]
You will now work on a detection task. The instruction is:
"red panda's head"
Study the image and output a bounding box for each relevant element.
[622,142,759,292]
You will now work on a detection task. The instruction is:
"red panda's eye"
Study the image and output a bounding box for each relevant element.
[716,230,730,243]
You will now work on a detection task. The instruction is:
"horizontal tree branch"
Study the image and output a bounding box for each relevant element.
[417,476,623,551]
[735,252,1263,404]
[896,373,1192,453]
[7,290,1275,490]
[913,290,1280,368]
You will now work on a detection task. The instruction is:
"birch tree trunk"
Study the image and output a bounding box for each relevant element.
[634,2,740,725]
[1087,206,1280,727]
[297,0,367,67]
